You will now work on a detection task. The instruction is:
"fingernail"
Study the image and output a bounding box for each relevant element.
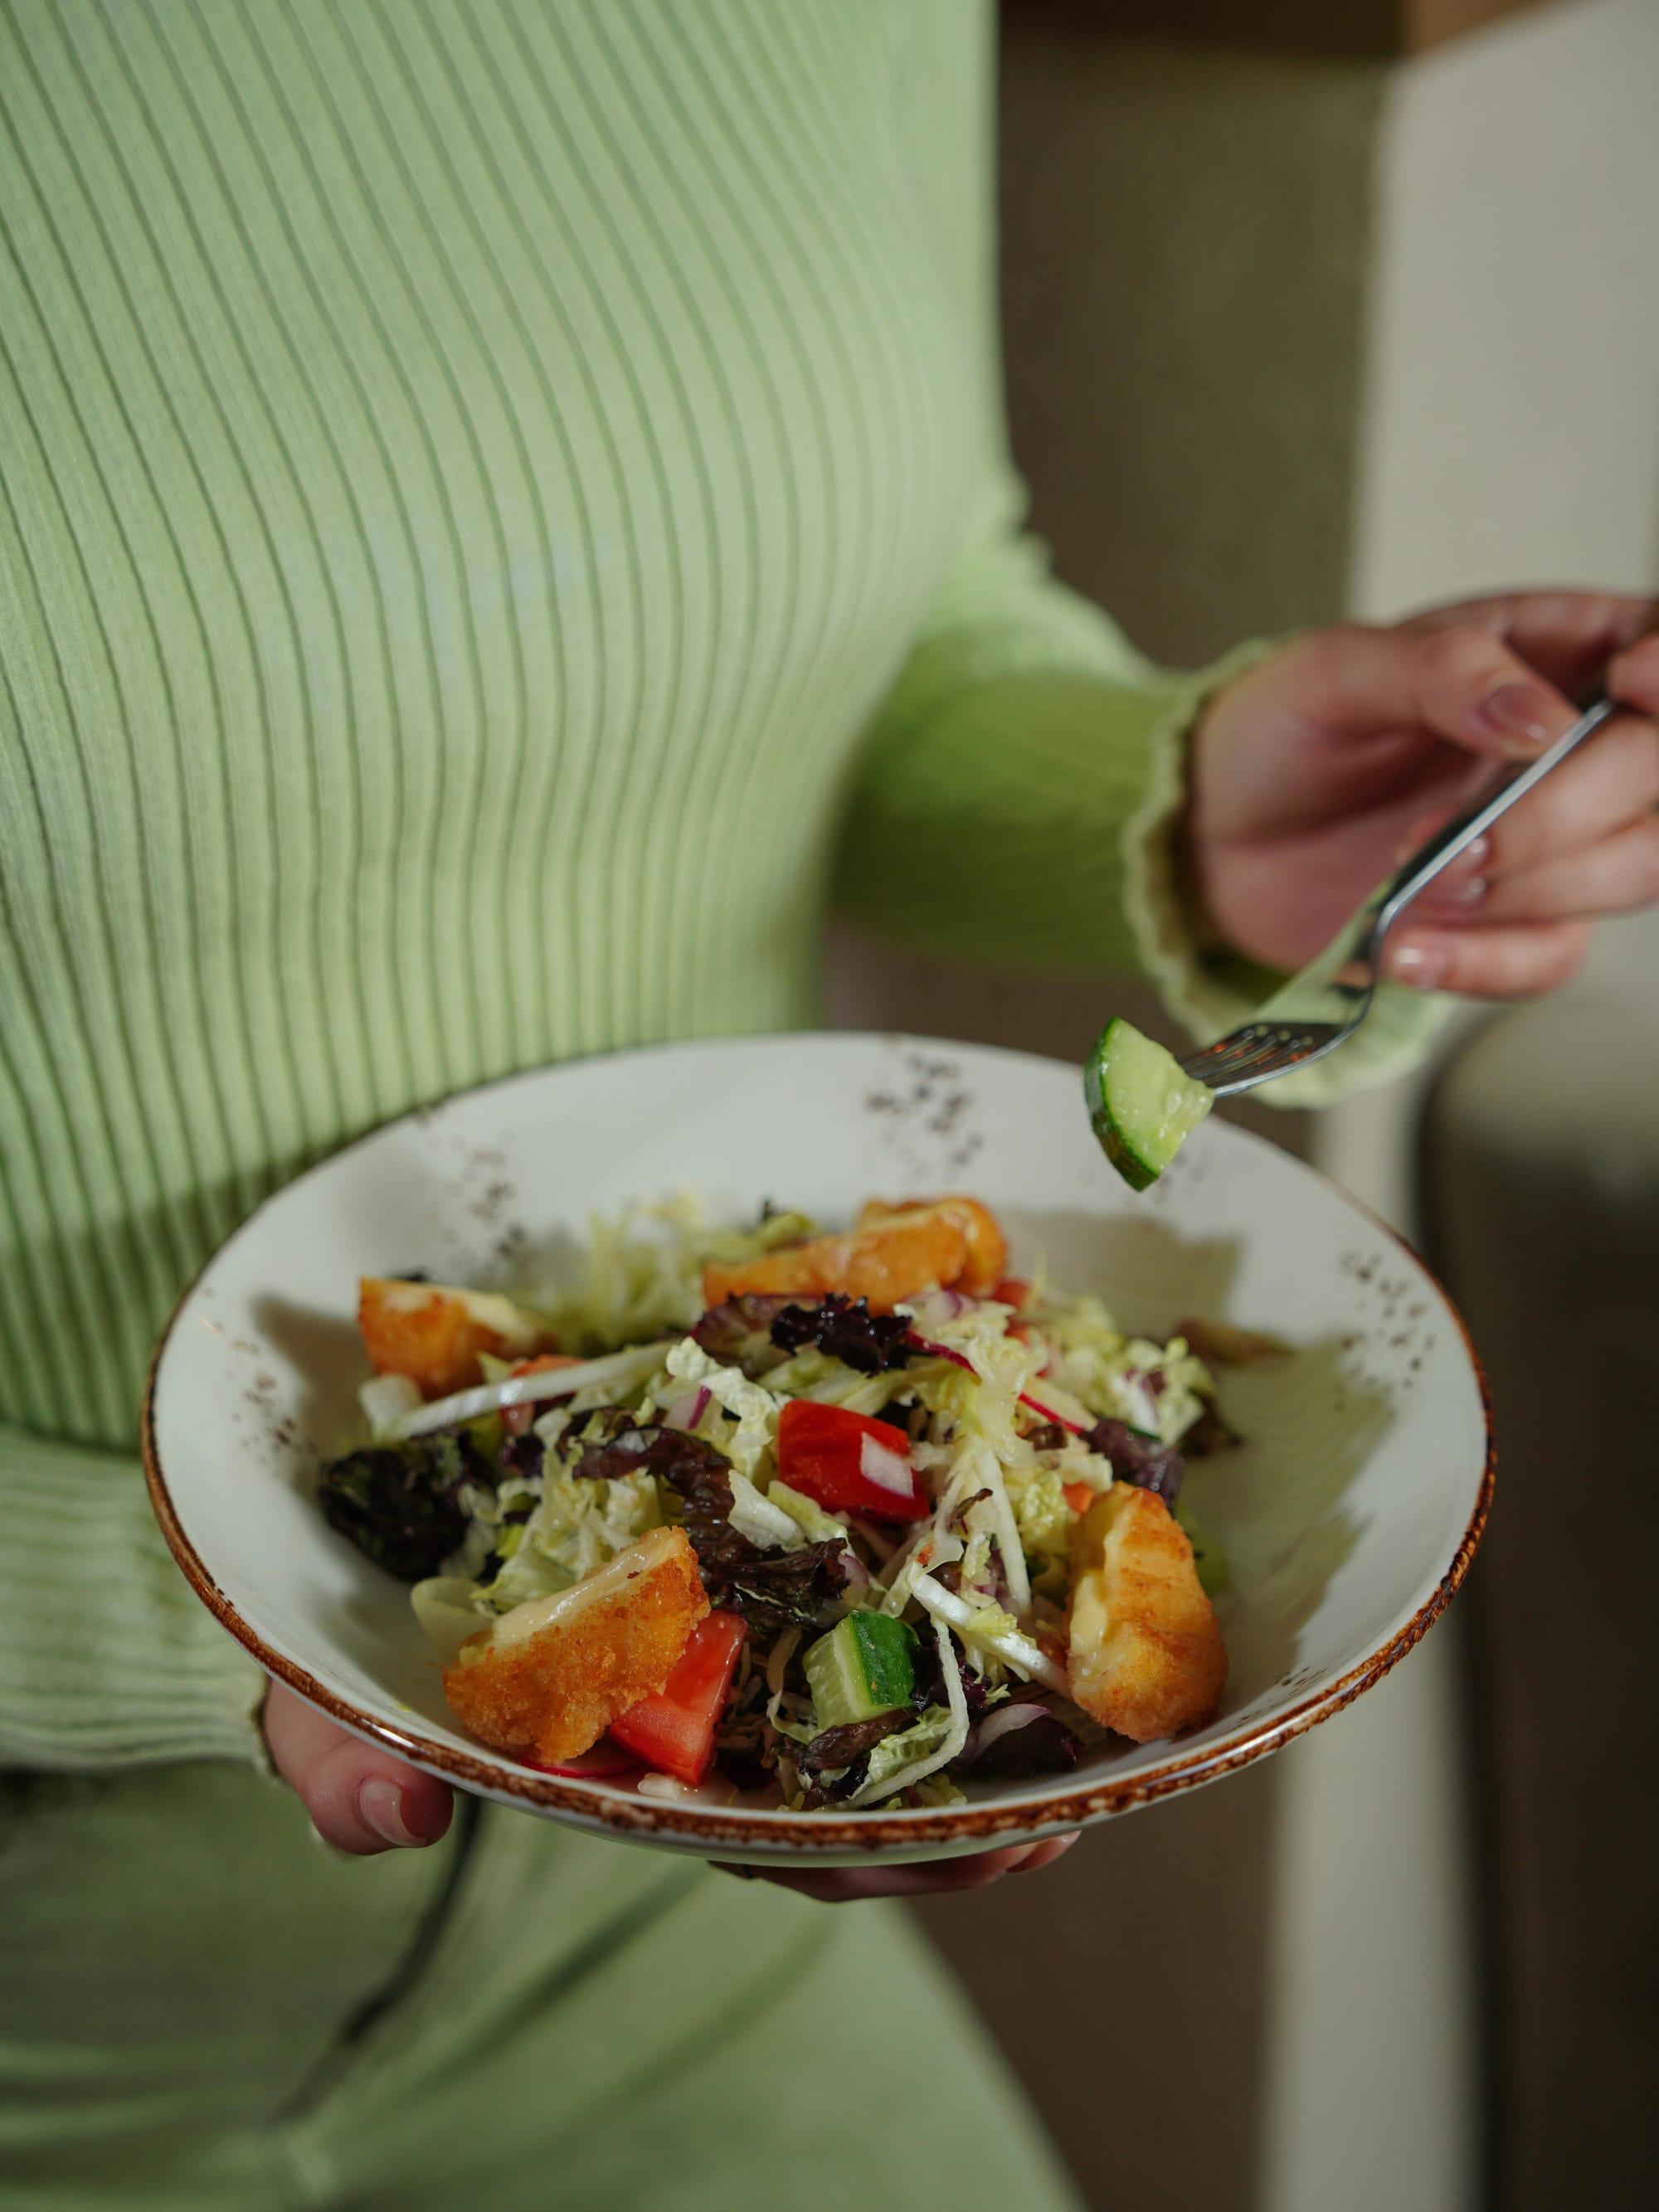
[1399,829,1490,876]
[1475,680,1554,752]
[1416,873,1487,916]
[1452,833,1491,873]
[1010,1830,1082,1873]
[1387,937,1452,990]
[358,1777,423,1848]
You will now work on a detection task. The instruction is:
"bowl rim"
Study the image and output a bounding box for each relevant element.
[141,1030,1495,1855]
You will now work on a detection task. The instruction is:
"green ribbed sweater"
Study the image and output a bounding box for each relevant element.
[0,9,1438,2195]
[0,0,1433,1774]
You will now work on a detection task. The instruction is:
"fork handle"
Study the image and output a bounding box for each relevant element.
[1365,693,1619,953]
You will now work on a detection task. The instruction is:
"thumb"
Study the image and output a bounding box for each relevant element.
[263,1680,454,1855]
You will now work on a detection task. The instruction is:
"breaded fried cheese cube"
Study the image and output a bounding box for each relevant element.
[442,1526,709,1765]
[855,1198,1007,1298]
[1068,1485,1226,1742]
[358,1276,549,1399]
[701,1197,1008,1313]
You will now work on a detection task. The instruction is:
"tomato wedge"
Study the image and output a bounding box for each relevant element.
[776,1398,928,1521]
[608,1611,747,1787]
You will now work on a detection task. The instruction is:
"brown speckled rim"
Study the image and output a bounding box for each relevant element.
[139,1033,1496,1861]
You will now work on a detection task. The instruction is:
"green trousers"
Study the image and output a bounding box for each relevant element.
[1,1762,1080,2210]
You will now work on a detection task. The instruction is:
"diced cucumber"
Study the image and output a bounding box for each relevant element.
[1085,1017,1214,1193]
[803,1611,917,1729]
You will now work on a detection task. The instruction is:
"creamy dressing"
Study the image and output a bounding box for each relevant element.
[457,1527,678,1658]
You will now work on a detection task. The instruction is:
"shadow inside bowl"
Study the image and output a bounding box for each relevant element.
[1192,1336,1392,1704]
[1000,1209,1399,1705]
[1004,1204,1243,1336]
[252,1294,371,1479]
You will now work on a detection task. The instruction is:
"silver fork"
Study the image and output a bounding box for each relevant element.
[1180,693,1619,1097]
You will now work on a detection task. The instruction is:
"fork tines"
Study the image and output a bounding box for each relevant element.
[1179,1022,1338,1090]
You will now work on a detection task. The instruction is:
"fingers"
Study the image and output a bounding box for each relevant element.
[1481,712,1659,877]
[1436,818,1659,929]
[1302,600,1657,772]
[1398,712,1659,935]
[1385,919,1593,1000]
[1385,739,1656,994]
[1394,622,1581,761]
[1292,619,1578,766]
[1405,591,1659,701]
[262,1680,454,1856]
[714,1832,1080,1904]
[1608,629,1659,717]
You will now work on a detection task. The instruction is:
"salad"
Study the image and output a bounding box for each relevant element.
[315,1195,1263,1811]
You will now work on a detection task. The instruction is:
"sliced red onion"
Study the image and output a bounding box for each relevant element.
[974,1701,1048,1753]
[664,1385,711,1433]
[837,1553,873,1598]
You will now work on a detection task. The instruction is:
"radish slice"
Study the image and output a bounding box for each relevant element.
[909,1330,1094,1437]
[1018,1390,1092,1437]
[904,1331,975,1372]
[523,1743,642,1781]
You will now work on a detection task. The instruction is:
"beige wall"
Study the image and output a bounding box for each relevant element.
[999,32,1384,664]
[1270,11,1659,2210]
[826,5,1659,2209]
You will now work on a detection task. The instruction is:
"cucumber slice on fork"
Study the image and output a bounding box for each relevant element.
[1085,1018,1214,1192]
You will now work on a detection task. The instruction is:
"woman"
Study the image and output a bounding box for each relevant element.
[2,4,1656,2207]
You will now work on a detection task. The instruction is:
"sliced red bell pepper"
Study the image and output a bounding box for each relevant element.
[608,1611,747,1787]
[776,1398,929,1522]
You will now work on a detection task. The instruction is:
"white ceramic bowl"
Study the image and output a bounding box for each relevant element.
[144,1033,1491,1865]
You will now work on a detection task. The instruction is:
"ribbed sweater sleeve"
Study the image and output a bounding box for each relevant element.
[0,1426,269,1772]
[838,2,1451,1106]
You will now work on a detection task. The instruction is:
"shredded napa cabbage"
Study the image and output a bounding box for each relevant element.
[768,1480,849,1545]
[477,1467,664,1612]
[338,1191,1257,1816]
[663,1338,781,1479]
[1003,1461,1076,1598]
[536,1197,819,1358]
[1043,1296,1212,1445]
[849,1621,971,1805]
[726,1467,805,1550]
